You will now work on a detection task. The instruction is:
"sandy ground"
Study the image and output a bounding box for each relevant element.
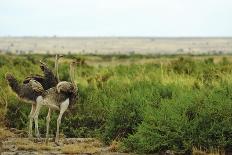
[0,137,121,155]
[0,37,232,55]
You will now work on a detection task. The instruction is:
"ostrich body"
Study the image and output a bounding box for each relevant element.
[5,74,44,138]
[5,75,44,103]
[5,55,62,138]
[32,61,78,145]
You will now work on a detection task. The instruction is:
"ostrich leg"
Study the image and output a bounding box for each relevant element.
[28,103,36,139]
[33,97,43,138]
[55,99,69,145]
[45,108,51,144]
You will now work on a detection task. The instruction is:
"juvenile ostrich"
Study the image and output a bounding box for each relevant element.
[32,61,78,145]
[5,55,62,138]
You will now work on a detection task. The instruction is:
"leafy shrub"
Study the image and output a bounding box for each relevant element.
[0,56,8,67]
[170,57,196,75]
[5,97,30,129]
[102,100,143,143]
[122,84,232,153]
[204,57,214,65]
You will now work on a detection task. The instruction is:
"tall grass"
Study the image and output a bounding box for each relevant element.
[1,54,232,154]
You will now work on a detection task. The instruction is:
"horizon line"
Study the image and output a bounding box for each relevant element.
[1,35,232,38]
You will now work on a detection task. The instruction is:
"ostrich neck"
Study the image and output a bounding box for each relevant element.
[55,55,59,82]
[69,64,75,85]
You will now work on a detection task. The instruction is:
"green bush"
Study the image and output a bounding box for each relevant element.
[170,57,197,75]
[122,84,232,153]
[102,100,143,143]
[2,54,232,154]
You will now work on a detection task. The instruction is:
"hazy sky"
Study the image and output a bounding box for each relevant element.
[1,0,232,36]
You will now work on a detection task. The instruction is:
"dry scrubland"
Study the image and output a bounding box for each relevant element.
[1,53,232,154]
[0,37,232,55]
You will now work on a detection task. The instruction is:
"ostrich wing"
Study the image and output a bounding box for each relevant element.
[23,74,45,84]
[56,81,76,93]
[40,62,58,89]
[29,80,44,93]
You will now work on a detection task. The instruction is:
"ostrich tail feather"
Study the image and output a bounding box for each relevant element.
[5,73,21,95]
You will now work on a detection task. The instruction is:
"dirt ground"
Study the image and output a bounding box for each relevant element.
[0,128,124,155]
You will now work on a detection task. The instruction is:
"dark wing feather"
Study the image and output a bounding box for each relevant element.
[23,62,58,90]
[40,63,58,89]
[23,74,45,84]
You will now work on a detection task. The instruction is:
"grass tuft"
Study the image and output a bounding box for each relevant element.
[192,147,223,155]
[61,143,100,154]
[0,128,14,139]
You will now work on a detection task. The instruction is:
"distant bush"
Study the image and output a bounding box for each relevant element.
[26,55,36,64]
[170,57,197,75]
[12,57,31,67]
[204,57,214,64]
[0,56,8,67]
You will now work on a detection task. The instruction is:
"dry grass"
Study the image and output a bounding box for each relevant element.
[193,147,224,155]
[61,143,101,154]
[0,128,14,139]
[108,140,120,152]
[17,144,52,151]
[13,138,53,151]
[2,136,104,153]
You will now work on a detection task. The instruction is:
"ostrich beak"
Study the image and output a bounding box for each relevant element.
[39,60,46,66]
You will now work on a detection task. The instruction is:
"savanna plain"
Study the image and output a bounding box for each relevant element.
[1,45,232,154]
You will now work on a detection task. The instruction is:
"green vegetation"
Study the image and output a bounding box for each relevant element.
[1,54,232,154]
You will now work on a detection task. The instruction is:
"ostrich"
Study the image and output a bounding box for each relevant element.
[32,61,78,145]
[5,55,62,138]
[5,74,44,138]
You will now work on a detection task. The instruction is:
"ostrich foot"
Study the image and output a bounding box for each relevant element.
[55,141,61,146]
[55,141,60,146]
[54,139,63,146]
[36,136,42,140]
[34,133,42,142]
[35,132,41,139]
[55,142,63,146]
[28,134,33,140]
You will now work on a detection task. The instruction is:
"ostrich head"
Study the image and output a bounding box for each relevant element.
[56,54,64,59]
[39,60,47,71]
